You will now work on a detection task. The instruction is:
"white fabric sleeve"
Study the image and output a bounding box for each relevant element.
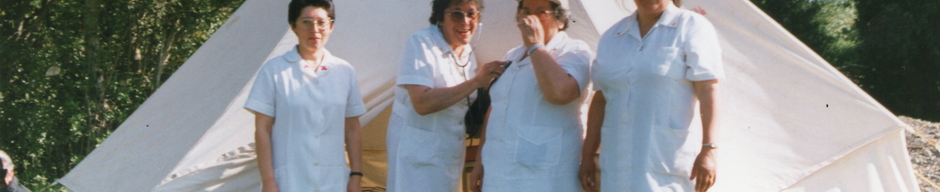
[683,14,725,81]
[396,33,436,88]
[244,65,276,117]
[556,43,593,90]
[590,59,603,91]
[345,67,367,117]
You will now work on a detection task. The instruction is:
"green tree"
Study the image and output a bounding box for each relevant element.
[751,0,939,121]
[854,0,940,121]
[0,0,245,190]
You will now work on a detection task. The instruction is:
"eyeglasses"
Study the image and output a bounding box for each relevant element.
[297,19,333,31]
[517,10,555,18]
[447,10,479,22]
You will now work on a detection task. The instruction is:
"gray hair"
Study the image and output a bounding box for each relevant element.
[0,150,12,170]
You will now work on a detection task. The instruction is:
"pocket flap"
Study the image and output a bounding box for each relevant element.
[515,125,563,145]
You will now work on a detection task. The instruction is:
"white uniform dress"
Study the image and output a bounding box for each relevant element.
[244,47,367,192]
[482,32,592,192]
[591,4,723,192]
[386,25,478,192]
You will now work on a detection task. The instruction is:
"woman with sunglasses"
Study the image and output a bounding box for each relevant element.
[385,0,506,191]
[578,0,724,191]
[245,0,367,192]
[466,0,592,191]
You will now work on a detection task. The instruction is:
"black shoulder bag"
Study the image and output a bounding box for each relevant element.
[464,61,512,138]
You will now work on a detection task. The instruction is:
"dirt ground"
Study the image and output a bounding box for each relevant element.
[900,116,940,192]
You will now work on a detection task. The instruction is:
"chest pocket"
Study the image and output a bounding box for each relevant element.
[644,22,687,80]
[649,47,681,77]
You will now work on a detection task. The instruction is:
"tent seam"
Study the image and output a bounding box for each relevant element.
[780,126,906,190]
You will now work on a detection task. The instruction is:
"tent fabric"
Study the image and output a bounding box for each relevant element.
[57,0,919,191]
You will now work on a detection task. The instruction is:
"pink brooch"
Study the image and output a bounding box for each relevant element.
[321,66,327,70]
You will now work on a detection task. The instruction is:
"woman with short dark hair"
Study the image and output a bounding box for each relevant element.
[385,0,506,191]
[245,0,366,191]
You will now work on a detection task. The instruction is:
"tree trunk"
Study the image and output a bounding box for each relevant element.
[154,19,180,89]
[83,0,103,154]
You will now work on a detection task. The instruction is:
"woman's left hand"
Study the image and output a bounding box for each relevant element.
[690,148,717,192]
[517,15,544,48]
[347,175,362,192]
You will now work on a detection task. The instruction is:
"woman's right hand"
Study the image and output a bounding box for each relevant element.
[469,161,485,192]
[261,184,279,192]
[473,60,508,88]
[578,159,599,192]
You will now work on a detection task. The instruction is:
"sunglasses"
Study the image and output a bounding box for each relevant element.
[447,10,479,22]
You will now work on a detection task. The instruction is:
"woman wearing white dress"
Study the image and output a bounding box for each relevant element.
[578,0,724,191]
[385,0,506,191]
[244,0,366,191]
[467,0,592,191]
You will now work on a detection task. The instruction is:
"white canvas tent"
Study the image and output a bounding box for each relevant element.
[58,0,920,191]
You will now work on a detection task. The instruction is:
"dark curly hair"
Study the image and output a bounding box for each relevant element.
[429,0,485,25]
[288,0,335,27]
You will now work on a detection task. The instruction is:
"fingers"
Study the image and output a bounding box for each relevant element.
[578,163,599,192]
[483,61,507,75]
[692,169,716,192]
[579,172,597,192]
[578,172,591,191]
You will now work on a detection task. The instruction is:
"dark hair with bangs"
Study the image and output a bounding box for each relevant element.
[429,0,484,25]
[288,0,335,26]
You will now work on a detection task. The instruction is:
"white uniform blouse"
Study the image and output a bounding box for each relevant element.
[244,47,367,192]
[591,4,723,191]
[385,25,477,192]
[482,32,592,192]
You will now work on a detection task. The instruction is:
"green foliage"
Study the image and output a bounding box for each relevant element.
[0,0,245,190]
[752,0,940,121]
[854,0,940,122]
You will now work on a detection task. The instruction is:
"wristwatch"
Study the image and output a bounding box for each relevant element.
[702,143,718,149]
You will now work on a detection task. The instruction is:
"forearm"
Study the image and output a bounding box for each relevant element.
[694,80,720,144]
[529,48,581,104]
[475,107,492,162]
[344,117,363,173]
[254,114,277,187]
[405,78,484,115]
[582,92,605,160]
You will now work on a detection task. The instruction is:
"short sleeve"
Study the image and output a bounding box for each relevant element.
[590,59,604,91]
[396,33,437,88]
[345,68,367,117]
[556,42,593,90]
[244,65,277,117]
[683,14,725,81]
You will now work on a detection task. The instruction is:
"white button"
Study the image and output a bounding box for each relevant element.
[314,135,319,139]
[314,162,319,166]
[458,121,464,125]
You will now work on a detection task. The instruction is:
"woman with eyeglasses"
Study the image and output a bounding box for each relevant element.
[244,0,366,191]
[578,0,724,191]
[466,0,592,191]
[385,0,506,191]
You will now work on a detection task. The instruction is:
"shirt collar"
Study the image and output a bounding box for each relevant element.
[617,2,682,38]
[285,46,334,78]
[655,3,682,28]
[285,46,335,65]
[546,31,568,51]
